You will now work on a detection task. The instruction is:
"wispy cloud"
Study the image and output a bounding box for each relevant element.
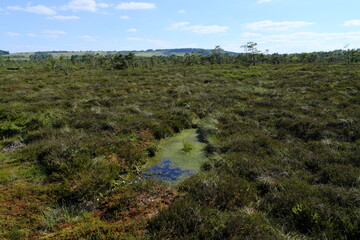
[187,25,229,34]
[120,15,129,19]
[0,8,10,15]
[168,22,190,30]
[98,3,112,8]
[27,33,37,37]
[66,0,97,12]
[7,4,56,15]
[257,0,272,3]
[169,22,229,34]
[126,28,138,32]
[126,37,143,41]
[116,2,156,10]
[343,19,360,26]
[47,15,80,20]
[245,20,314,31]
[240,31,360,53]
[178,10,186,14]
[5,32,20,37]
[62,0,110,12]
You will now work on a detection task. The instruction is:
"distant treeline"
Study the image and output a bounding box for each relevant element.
[0,49,10,55]
[1,47,360,72]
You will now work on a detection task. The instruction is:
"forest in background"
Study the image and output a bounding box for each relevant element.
[1,44,360,65]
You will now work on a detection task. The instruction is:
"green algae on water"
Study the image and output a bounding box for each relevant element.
[143,129,207,181]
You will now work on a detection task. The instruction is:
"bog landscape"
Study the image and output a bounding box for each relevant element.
[1,0,360,239]
[1,47,359,239]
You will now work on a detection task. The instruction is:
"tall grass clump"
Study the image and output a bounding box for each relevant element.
[182,141,193,153]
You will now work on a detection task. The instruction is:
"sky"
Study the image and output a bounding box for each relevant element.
[1,0,360,53]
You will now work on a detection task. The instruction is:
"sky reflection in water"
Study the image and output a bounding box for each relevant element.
[142,159,193,181]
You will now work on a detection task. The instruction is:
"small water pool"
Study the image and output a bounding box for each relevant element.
[141,159,192,181]
[141,129,206,183]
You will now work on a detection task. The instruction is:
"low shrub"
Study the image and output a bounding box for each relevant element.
[148,197,227,240]
[317,164,360,187]
[149,197,284,240]
[180,172,256,210]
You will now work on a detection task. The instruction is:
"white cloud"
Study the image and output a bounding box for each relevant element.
[126,28,137,32]
[168,22,190,30]
[120,15,129,19]
[5,32,20,37]
[186,25,229,34]
[178,10,186,14]
[48,15,80,20]
[239,31,360,53]
[245,20,314,31]
[66,0,97,12]
[126,37,143,41]
[7,4,56,15]
[343,20,360,27]
[98,3,111,8]
[116,2,156,10]
[169,22,229,34]
[27,33,37,37]
[78,35,98,41]
[62,0,110,12]
[257,0,272,3]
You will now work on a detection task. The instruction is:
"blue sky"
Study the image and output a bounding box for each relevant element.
[1,0,360,53]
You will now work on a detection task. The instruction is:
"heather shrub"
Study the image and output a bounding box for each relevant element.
[180,172,256,210]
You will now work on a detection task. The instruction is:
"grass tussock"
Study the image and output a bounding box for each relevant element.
[182,141,193,153]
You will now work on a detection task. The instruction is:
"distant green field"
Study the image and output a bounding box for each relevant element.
[5,50,185,60]
[5,48,238,60]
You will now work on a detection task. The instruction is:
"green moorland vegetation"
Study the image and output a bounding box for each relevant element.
[0,49,359,239]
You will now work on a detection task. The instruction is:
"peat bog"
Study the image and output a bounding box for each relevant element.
[0,57,359,239]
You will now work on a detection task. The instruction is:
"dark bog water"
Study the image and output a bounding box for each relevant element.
[141,159,193,181]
